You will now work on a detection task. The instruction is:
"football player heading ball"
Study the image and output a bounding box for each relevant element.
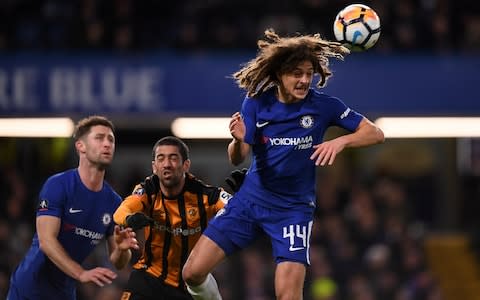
[182,28,385,300]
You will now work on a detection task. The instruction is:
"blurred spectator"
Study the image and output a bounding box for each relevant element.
[0,0,478,52]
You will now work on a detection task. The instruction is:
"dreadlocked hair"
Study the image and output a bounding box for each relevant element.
[233,28,350,97]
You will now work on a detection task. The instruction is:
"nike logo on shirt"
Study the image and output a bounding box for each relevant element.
[289,246,305,251]
[256,121,270,128]
[69,208,83,213]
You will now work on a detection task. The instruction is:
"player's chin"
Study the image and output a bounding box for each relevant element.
[98,158,113,168]
[293,90,308,100]
[100,153,113,160]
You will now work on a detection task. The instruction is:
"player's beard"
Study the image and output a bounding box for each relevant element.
[87,152,112,170]
[160,173,182,189]
[96,161,110,170]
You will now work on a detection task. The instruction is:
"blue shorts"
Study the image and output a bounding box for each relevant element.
[204,196,315,265]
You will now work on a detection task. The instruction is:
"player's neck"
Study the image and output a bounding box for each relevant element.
[276,88,303,104]
[77,162,105,192]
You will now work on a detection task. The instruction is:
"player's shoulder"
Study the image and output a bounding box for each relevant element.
[185,173,219,192]
[42,168,76,189]
[185,173,228,204]
[130,183,146,196]
[308,89,341,103]
[308,89,348,110]
[245,88,275,104]
[47,168,75,180]
[102,181,122,202]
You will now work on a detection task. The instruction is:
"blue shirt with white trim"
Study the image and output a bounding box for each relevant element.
[237,88,363,211]
[8,168,121,300]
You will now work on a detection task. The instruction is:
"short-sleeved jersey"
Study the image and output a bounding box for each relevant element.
[113,173,230,289]
[237,88,363,211]
[8,168,122,300]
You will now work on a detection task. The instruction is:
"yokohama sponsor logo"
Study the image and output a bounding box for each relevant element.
[269,136,313,146]
[75,227,104,240]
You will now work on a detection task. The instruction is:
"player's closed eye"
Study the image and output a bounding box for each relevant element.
[156,155,180,163]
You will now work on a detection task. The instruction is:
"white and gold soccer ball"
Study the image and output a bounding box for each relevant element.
[333,4,381,51]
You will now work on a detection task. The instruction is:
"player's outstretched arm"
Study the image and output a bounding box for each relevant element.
[310,118,384,166]
[37,215,117,286]
[108,225,139,269]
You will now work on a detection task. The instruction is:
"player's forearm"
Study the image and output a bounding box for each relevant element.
[113,204,134,226]
[342,128,384,148]
[113,194,148,226]
[110,248,132,270]
[344,119,385,148]
[39,236,84,280]
[228,139,248,166]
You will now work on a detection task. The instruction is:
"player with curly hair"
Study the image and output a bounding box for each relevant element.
[182,29,385,300]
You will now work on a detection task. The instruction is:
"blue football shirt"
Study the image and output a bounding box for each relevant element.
[8,168,122,300]
[237,88,363,211]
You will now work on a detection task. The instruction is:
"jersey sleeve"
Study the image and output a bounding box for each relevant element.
[214,189,232,212]
[113,183,151,226]
[326,96,364,132]
[37,175,66,218]
[240,97,257,145]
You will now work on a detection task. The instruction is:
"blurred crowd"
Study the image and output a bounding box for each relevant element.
[0,0,479,53]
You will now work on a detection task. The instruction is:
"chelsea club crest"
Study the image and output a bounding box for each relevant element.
[300,115,314,128]
[102,213,112,226]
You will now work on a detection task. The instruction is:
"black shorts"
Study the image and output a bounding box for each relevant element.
[121,269,193,300]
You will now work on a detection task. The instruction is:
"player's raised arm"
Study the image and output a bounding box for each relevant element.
[228,112,250,166]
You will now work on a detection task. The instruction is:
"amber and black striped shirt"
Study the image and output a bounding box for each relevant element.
[113,173,230,288]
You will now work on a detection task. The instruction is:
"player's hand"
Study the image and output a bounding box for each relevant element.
[142,174,160,195]
[114,225,139,251]
[310,138,346,166]
[225,168,248,192]
[78,267,117,287]
[125,212,154,231]
[229,112,245,141]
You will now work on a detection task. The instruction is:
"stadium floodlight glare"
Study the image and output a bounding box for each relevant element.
[374,117,480,138]
[0,118,75,137]
[171,117,231,139]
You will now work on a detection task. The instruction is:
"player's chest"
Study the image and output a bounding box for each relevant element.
[151,197,209,227]
[62,194,114,231]
[256,104,328,135]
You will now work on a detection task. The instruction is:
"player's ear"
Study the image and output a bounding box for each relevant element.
[75,139,86,154]
[151,162,157,175]
[183,159,191,172]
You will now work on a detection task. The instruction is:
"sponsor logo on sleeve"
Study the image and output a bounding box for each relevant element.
[220,191,232,204]
[133,186,145,196]
[340,108,351,119]
[38,199,49,211]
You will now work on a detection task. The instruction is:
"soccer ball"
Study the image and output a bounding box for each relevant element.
[333,4,381,51]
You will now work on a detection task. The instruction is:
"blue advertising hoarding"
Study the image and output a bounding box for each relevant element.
[0,52,479,117]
